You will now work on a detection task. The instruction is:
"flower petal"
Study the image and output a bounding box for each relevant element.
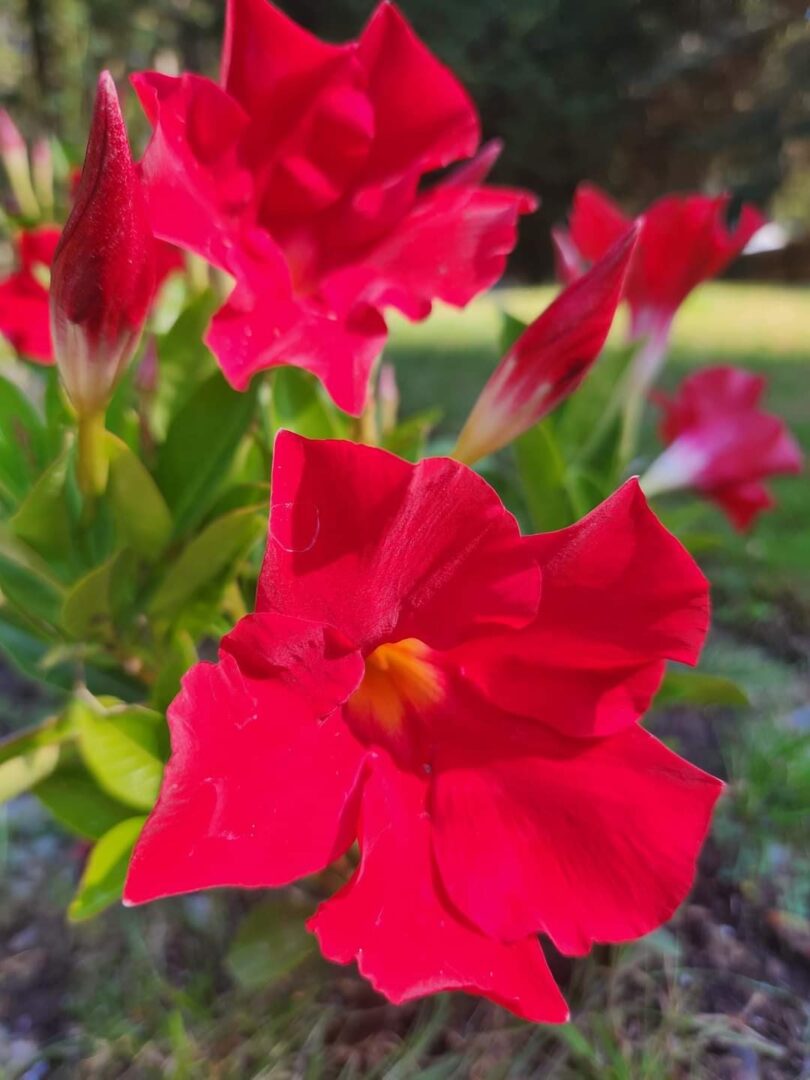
[431,713,723,953]
[457,479,709,736]
[258,433,540,652]
[124,613,365,904]
[326,181,535,324]
[309,751,569,1023]
[207,272,387,414]
[0,270,52,362]
[358,2,479,180]
[133,71,254,273]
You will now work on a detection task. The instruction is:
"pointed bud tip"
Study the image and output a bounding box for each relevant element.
[0,109,25,154]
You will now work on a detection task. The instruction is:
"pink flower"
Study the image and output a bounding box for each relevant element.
[0,227,60,362]
[454,226,638,464]
[125,432,721,1022]
[644,366,803,529]
[50,72,156,416]
[132,0,535,415]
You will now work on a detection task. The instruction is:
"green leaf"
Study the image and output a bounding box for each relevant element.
[514,421,577,531]
[149,506,265,621]
[270,367,347,440]
[106,434,173,559]
[499,311,529,355]
[0,372,48,502]
[74,699,167,811]
[0,743,60,803]
[61,552,133,641]
[0,713,75,767]
[654,669,750,709]
[68,816,146,921]
[0,613,74,689]
[34,757,133,839]
[382,409,441,462]
[227,898,317,990]
[0,527,65,625]
[10,448,73,560]
[156,371,257,535]
[151,290,219,440]
[151,630,197,713]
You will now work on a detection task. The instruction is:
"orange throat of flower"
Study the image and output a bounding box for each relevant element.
[346,638,444,742]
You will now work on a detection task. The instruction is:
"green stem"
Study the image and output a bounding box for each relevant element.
[77,409,109,500]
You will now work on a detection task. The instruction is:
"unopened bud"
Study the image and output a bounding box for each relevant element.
[50,71,155,421]
[0,110,39,218]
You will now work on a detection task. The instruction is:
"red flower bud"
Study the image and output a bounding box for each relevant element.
[50,72,156,418]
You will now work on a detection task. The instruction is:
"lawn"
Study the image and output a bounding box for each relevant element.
[1,281,809,1078]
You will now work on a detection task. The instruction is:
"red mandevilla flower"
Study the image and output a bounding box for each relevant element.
[0,227,60,362]
[643,366,803,530]
[454,225,638,464]
[125,432,722,1022]
[50,71,156,418]
[131,0,536,415]
[554,184,766,385]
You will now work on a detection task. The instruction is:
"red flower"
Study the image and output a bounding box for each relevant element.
[0,227,60,362]
[454,225,638,464]
[131,0,535,415]
[644,366,803,530]
[125,432,721,1022]
[50,72,156,416]
[557,184,765,338]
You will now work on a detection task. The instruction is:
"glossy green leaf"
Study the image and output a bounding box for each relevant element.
[149,505,265,620]
[156,371,257,535]
[0,712,75,768]
[514,421,577,531]
[382,409,441,462]
[0,527,65,625]
[654,669,750,709]
[270,367,347,440]
[0,743,60,803]
[498,311,529,355]
[74,699,167,811]
[227,898,317,990]
[0,372,48,502]
[106,434,172,558]
[68,816,146,921]
[34,758,132,839]
[150,290,219,440]
[10,448,73,560]
[61,552,132,641]
[151,629,197,712]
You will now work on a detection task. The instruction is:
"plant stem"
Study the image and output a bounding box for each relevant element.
[77,408,109,499]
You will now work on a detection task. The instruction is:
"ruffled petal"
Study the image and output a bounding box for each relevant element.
[457,479,708,736]
[207,271,387,414]
[358,2,479,181]
[325,181,535,322]
[124,613,365,904]
[258,433,540,652]
[221,0,347,120]
[133,71,254,273]
[309,751,569,1023]
[431,711,723,953]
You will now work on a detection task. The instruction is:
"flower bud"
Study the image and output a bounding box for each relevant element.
[50,72,156,421]
[453,226,638,465]
[0,109,39,218]
[31,137,54,215]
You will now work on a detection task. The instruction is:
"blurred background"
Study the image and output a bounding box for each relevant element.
[2,0,810,275]
[1,2,810,1077]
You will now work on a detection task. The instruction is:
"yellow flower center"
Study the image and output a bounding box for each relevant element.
[346,638,443,738]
